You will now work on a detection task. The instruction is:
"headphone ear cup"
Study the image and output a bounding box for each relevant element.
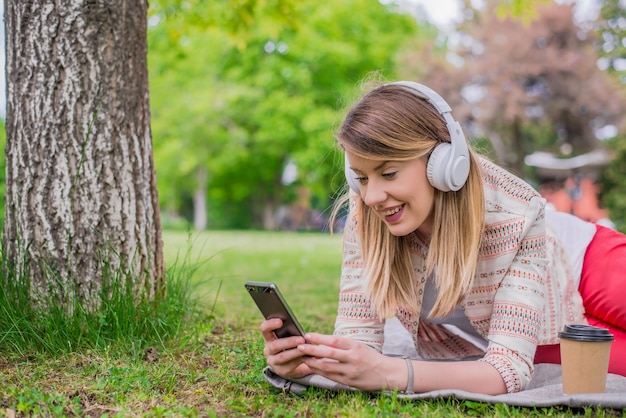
[344,155,362,194]
[448,152,470,191]
[427,143,453,192]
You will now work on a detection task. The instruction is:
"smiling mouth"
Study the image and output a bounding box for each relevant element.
[381,205,403,216]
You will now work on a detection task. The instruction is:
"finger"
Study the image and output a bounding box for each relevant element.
[297,340,350,363]
[305,333,356,350]
[302,356,343,377]
[265,335,306,356]
[265,346,312,378]
[265,343,296,360]
[260,318,284,341]
[260,318,283,333]
[271,359,313,379]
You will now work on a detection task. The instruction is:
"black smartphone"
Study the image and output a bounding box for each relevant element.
[245,281,306,338]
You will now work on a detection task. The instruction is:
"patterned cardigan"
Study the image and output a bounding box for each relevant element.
[334,158,586,393]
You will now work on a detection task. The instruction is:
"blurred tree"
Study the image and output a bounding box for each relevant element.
[596,0,626,230]
[494,0,552,21]
[4,1,164,304]
[148,0,427,229]
[422,3,626,176]
[601,134,626,231]
[596,0,626,83]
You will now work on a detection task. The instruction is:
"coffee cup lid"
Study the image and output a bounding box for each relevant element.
[559,324,614,342]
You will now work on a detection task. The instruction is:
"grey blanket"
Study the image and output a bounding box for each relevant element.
[263,319,626,409]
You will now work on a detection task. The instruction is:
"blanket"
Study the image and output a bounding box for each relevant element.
[262,318,626,409]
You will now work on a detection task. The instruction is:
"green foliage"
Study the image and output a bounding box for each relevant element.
[148,0,301,46]
[597,0,626,83]
[148,0,426,228]
[600,134,626,232]
[495,0,553,23]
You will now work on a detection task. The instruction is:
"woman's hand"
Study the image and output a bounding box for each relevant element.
[260,318,313,379]
[297,332,406,391]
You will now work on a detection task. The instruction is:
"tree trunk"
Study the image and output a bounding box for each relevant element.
[193,167,207,230]
[3,0,164,306]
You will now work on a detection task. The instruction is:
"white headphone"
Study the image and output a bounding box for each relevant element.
[345,81,470,193]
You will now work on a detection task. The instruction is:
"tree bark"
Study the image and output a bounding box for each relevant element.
[3,0,164,306]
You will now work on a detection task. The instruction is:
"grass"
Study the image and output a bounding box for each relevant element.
[0,230,623,417]
[164,230,343,331]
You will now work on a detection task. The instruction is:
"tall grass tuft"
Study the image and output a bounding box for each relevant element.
[0,247,209,357]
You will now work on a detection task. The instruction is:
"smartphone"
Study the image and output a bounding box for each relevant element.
[245,281,306,338]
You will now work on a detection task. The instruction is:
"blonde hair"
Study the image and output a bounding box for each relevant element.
[333,83,485,318]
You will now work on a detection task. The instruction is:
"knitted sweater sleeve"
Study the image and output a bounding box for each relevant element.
[477,194,548,393]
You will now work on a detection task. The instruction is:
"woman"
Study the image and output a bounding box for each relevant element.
[259,81,626,394]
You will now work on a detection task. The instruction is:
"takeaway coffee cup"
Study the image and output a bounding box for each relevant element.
[559,324,614,394]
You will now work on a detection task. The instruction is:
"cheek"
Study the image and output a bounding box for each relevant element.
[415,176,434,200]
[415,187,435,212]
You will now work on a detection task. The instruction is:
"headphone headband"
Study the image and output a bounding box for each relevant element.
[387,81,452,115]
[345,81,470,193]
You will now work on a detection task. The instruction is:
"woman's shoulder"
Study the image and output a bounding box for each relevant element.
[479,157,543,214]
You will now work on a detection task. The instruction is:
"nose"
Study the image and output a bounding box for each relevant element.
[362,179,387,207]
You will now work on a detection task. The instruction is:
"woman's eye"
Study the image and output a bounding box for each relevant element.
[356,177,368,185]
[382,171,397,179]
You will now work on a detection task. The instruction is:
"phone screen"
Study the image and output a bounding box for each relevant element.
[245,281,306,338]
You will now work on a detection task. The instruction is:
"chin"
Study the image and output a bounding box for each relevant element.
[386,226,414,237]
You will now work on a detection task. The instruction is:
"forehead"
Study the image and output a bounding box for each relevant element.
[345,152,386,170]
[346,152,424,174]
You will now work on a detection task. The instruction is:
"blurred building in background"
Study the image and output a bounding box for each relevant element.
[525,149,615,228]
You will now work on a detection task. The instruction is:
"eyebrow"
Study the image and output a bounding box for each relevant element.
[351,161,390,174]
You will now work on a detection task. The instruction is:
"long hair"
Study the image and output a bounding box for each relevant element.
[334,83,485,318]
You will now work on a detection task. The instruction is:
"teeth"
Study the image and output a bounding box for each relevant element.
[382,206,402,216]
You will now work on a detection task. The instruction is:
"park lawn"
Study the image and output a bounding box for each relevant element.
[0,230,620,417]
[162,229,343,333]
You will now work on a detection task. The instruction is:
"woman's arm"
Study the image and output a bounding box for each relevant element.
[298,332,506,394]
[477,195,549,393]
